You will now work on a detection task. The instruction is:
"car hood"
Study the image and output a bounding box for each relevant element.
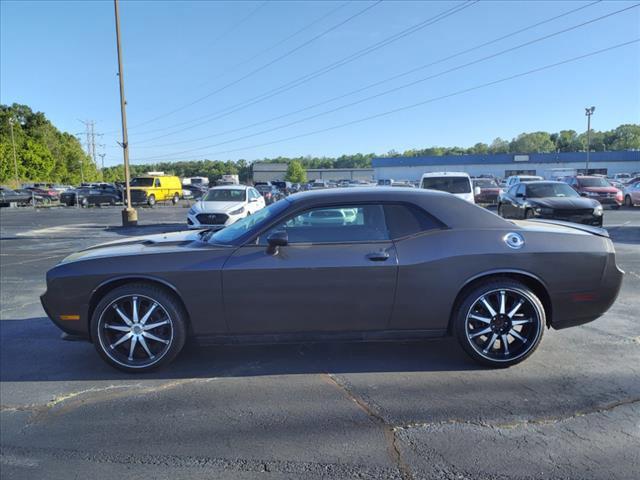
[581,186,618,193]
[528,197,599,209]
[192,200,244,213]
[59,230,213,264]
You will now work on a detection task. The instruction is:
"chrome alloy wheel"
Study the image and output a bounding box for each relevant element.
[97,294,174,369]
[465,288,543,363]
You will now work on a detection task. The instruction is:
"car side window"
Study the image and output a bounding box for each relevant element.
[383,204,443,239]
[260,204,389,245]
[154,178,161,187]
[508,185,519,196]
[516,184,526,196]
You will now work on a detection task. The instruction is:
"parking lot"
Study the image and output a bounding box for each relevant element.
[1,205,639,479]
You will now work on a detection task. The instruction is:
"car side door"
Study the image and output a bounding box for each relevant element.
[514,183,527,218]
[501,185,519,218]
[221,203,398,334]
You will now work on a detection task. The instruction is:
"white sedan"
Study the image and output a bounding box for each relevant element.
[187,185,265,230]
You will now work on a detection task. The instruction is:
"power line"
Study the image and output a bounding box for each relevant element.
[128,0,477,140]
[134,39,639,163]
[191,2,350,92]
[137,0,603,150]
[134,2,637,161]
[126,1,383,130]
[205,0,269,49]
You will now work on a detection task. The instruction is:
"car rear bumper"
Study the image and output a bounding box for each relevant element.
[550,250,624,330]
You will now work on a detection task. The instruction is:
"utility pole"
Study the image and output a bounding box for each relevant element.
[114,0,137,226]
[98,153,106,181]
[8,117,19,185]
[585,106,595,174]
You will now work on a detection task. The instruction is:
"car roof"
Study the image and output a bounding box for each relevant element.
[285,187,509,229]
[421,171,470,178]
[209,185,248,190]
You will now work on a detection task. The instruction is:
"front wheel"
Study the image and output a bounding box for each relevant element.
[524,209,535,219]
[147,194,156,207]
[453,279,545,367]
[172,193,179,205]
[624,196,633,207]
[91,283,187,372]
[497,203,504,217]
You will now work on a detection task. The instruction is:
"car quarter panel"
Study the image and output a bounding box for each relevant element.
[390,226,619,331]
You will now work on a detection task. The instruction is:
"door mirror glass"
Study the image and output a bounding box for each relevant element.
[267,230,288,248]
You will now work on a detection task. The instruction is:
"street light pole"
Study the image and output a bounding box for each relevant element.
[114,0,137,226]
[585,106,595,174]
[8,117,19,185]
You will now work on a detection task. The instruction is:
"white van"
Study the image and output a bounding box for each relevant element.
[420,172,478,203]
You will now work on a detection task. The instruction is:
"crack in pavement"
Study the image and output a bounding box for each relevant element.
[0,445,399,479]
[394,396,640,432]
[322,373,413,480]
[0,379,218,423]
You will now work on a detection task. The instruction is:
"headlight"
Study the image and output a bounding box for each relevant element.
[534,207,553,215]
[593,205,603,216]
[229,206,245,215]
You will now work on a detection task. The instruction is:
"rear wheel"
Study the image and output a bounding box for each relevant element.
[497,203,504,217]
[172,193,179,205]
[147,194,156,207]
[524,209,535,219]
[91,283,187,372]
[81,197,88,208]
[453,279,545,367]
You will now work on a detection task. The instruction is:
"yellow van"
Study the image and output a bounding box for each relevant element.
[128,175,183,206]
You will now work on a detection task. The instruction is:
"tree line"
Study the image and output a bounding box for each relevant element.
[0,104,100,186]
[2,103,638,186]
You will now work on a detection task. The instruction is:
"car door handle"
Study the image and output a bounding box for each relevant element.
[366,251,390,262]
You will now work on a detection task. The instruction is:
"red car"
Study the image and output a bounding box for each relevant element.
[472,178,501,204]
[24,186,59,203]
[566,176,622,209]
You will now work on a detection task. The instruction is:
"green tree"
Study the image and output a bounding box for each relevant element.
[509,132,555,153]
[285,160,307,183]
[610,124,640,150]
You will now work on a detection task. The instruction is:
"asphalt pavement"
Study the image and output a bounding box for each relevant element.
[1,204,639,480]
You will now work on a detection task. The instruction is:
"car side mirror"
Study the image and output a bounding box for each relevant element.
[579,192,587,197]
[266,230,288,254]
[515,193,524,198]
[249,198,257,203]
[474,186,481,196]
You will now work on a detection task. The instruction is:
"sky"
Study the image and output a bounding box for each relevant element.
[1,0,639,167]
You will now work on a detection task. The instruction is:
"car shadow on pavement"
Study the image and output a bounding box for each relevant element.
[0,317,479,382]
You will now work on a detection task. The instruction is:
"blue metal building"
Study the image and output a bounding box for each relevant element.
[372,151,640,181]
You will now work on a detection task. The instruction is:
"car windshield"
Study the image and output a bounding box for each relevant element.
[422,176,471,193]
[527,183,579,198]
[473,179,498,188]
[130,177,154,187]
[208,199,289,244]
[203,189,246,202]
[579,177,610,187]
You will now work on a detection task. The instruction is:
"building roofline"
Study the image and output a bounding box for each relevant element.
[372,150,640,168]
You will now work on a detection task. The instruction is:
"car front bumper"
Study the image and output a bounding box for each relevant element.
[187,211,242,230]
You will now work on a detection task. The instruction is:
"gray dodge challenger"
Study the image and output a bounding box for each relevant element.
[41,188,624,372]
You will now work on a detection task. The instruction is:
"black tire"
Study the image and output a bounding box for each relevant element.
[497,203,504,217]
[147,194,156,207]
[109,198,116,206]
[81,197,89,208]
[172,193,179,205]
[453,278,545,368]
[524,209,535,219]
[90,283,187,373]
[625,195,633,208]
